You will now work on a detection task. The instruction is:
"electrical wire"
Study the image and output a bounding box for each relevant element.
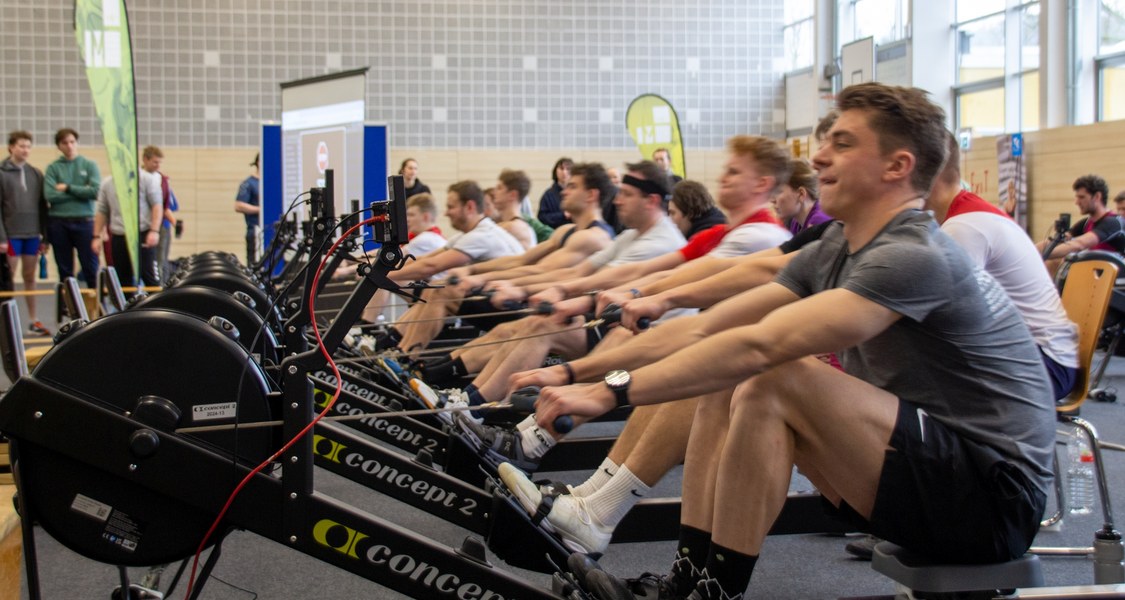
[183,212,378,599]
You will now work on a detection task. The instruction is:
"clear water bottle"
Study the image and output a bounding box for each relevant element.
[1067,426,1096,515]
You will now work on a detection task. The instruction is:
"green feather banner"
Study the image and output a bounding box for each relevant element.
[74,0,139,275]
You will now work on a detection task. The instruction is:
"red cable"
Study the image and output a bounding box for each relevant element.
[183,216,378,599]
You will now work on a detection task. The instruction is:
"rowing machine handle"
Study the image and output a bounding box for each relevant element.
[599,303,650,330]
[508,386,574,434]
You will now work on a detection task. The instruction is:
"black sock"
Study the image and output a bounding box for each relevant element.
[463,383,487,406]
[668,525,711,595]
[695,542,757,599]
[375,327,402,350]
[421,358,457,384]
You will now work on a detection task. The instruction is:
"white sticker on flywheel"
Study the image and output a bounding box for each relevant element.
[71,493,112,522]
[192,402,238,422]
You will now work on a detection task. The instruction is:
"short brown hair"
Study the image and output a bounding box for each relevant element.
[671,180,716,220]
[498,169,531,198]
[571,163,615,204]
[448,180,485,212]
[406,192,437,217]
[8,130,32,146]
[726,135,793,195]
[624,160,671,201]
[55,128,79,145]
[142,145,163,160]
[814,110,839,142]
[1115,190,1125,204]
[835,83,948,194]
[936,131,962,187]
[787,158,819,201]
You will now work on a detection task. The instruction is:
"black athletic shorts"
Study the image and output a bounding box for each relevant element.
[832,399,1046,564]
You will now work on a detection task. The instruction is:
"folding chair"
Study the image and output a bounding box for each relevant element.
[1031,259,1124,585]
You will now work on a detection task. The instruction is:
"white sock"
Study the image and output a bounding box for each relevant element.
[570,458,619,498]
[515,415,536,432]
[582,464,650,527]
[519,425,557,460]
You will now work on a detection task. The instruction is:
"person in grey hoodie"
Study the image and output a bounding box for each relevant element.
[44,128,100,287]
[0,131,50,335]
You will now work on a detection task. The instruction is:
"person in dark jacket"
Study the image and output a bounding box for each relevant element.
[0,130,50,335]
[537,157,573,228]
[400,158,431,199]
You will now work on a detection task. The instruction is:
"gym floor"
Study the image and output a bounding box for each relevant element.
[5,289,1125,599]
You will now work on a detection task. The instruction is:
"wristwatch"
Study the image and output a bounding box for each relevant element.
[604,369,631,408]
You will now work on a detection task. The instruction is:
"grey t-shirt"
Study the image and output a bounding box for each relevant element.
[775,210,1055,495]
[587,215,686,269]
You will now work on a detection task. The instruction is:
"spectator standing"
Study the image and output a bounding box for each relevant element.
[234,153,261,265]
[141,145,179,283]
[0,131,50,335]
[92,170,162,290]
[44,128,100,286]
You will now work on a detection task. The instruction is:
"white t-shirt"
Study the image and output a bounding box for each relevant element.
[445,217,524,262]
[405,230,446,258]
[588,216,686,269]
[943,211,1079,368]
[707,222,792,258]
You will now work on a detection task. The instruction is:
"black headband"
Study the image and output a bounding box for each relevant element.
[622,174,667,198]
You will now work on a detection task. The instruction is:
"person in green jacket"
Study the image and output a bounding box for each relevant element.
[44,128,100,286]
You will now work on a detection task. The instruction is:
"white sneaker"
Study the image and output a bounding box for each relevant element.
[356,335,378,355]
[499,463,612,554]
[438,388,477,424]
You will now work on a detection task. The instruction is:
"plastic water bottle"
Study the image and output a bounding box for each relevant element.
[38,254,47,280]
[1067,426,1096,515]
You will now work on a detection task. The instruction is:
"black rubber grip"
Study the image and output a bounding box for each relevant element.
[636,317,651,330]
[535,300,555,315]
[599,303,623,324]
[509,386,574,434]
[508,387,540,413]
[554,415,574,434]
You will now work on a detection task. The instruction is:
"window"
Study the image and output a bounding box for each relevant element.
[1098,0,1125,121]
[1099,57,1125,121]
[853,0,908,45]
[953,0,1040,133]
[837,0,909,49]
[1101,0,1125,55]
[783,0,816,73]
[959,86,1006,136]
[957,13,1006,85]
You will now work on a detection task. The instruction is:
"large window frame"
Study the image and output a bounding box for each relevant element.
[1097,1,1125,121]
[783,0,816,73]
[952,0,1040,135]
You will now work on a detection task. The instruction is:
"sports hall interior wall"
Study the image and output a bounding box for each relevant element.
[25,116,1125,276]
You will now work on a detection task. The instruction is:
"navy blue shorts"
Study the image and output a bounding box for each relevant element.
[1041,348,1078,401]
[833,399,1046,563]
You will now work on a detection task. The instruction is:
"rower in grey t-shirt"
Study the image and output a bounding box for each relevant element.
[774,210,1056,498]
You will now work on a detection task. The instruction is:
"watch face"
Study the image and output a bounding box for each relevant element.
[605,369,630,388]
